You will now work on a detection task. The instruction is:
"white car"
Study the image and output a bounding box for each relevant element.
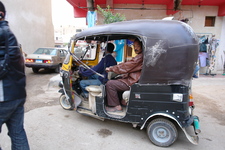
[25,47,67,73]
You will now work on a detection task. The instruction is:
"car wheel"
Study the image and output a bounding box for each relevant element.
[55,64,60,73]
[147,118,178,147]
[59,94,73,110]
[32,68,40,73]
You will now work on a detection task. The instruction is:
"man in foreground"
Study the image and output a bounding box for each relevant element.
[0,1,30,149]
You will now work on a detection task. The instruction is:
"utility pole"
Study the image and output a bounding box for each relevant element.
[87,0,94,11]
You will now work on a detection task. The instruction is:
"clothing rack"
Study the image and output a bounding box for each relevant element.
[195,33,213,35]
[196,33,218,76]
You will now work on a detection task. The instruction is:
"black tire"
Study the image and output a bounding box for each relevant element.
[32,67,40,73]
[147,118,178,147]
[59,94,73,110]
[55,64,60,73]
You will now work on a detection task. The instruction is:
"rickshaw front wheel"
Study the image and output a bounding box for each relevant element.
[147,118,178,147]
[59,94,73,110]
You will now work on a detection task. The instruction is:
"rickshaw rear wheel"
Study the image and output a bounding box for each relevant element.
[147,118,178,147]
[59,94,73,110]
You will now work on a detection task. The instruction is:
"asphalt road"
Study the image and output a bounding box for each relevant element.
[24,68,60,112]
[0,70,225,150]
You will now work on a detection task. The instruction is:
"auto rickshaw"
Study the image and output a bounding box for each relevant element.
[59,20,201,147]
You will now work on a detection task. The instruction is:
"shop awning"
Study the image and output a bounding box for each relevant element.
[66,0,225,17]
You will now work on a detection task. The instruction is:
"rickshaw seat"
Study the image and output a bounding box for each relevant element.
[85,85,130,112]
[122,90,130,104]
[86,85,102,93]
[85,85,102,113]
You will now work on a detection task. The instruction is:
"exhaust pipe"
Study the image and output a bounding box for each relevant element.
[193,116,201,134]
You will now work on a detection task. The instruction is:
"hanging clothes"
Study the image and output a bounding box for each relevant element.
[198,35,209,67]
[87,11,97,28]
[199,43,207,52]
[199,37,208,52]
[208,36,219,71]
[199,52,208,67]
[114,40,125,62]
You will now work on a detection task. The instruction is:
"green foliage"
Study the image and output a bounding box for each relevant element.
[97,5,126,24]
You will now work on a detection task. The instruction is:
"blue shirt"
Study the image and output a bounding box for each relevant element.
[80,53,117,83]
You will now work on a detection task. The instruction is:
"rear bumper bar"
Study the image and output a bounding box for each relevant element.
[25,63,58,69]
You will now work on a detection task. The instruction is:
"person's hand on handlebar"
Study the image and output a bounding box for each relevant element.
[79,65,86,73]
[105,67,110,72]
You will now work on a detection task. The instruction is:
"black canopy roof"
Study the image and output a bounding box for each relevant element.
[74,20,199,86]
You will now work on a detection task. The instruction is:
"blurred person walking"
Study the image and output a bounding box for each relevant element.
[0,1,29,150]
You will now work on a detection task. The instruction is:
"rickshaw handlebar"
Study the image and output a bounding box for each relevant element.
[69,51,105,78]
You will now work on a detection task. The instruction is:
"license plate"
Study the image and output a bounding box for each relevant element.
[35,59,42,63]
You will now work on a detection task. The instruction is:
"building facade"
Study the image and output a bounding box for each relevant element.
[1,0,54,54]
[67,0,225,74]
[109,4,225,74]
[54,24,86,48]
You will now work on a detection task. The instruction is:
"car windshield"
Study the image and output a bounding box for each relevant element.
[34,48,57,55]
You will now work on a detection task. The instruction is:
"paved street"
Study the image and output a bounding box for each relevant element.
[0,72,225,150]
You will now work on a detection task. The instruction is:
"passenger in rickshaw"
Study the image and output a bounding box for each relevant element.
[105,39,143,112]
[79,43,117,98]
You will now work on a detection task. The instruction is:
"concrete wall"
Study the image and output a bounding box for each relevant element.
[1,0,54,54]
[97,4,225,74]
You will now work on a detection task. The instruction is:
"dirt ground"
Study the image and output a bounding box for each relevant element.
[24,72,225,150]
[24,68,61,112]
[192,75,225,126]
[1,69,225,150]
[24,68,225,127]
[24,68,225,131]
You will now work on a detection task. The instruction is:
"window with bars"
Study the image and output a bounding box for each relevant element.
[205,16,216,27]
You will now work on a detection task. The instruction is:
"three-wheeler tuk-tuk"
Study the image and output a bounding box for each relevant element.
[59,20,201,147]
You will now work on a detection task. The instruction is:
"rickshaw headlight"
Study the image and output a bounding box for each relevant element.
[60,70,69,78]
[64,72,69,78]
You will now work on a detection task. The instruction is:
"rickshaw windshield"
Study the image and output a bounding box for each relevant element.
[74,40,97,60]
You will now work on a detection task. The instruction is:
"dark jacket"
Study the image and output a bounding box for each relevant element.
[0,21,26,102]
[80,53,117,83]
[108,53,143,86]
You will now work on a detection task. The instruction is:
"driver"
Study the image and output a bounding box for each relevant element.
[79,43,117,98]
[105,39,143,112]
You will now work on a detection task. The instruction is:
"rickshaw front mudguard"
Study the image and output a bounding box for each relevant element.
[60,70,75,109]
[140,113,200,145]
[58,88,64,94]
